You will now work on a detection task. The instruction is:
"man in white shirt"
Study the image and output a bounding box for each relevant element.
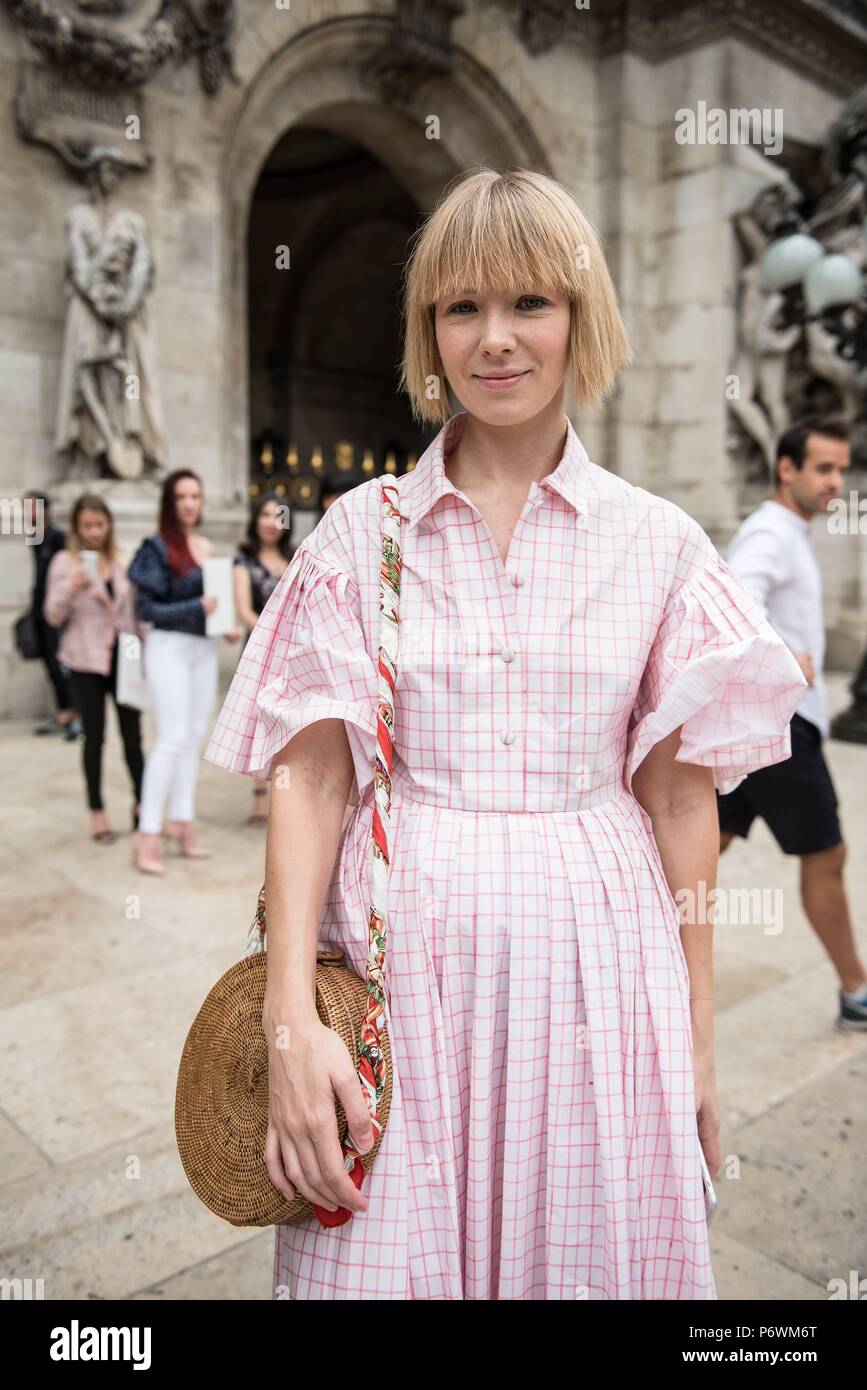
[717,416,867,1031]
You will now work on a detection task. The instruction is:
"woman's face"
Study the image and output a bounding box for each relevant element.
[174,477,203,529]
[77,508,110,551]
[256,500,285,545]
[433,285,571,424]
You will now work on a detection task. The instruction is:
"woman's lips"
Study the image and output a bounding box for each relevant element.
[473,370,530,390]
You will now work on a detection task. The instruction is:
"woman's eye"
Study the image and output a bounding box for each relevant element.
[445,296,547,314]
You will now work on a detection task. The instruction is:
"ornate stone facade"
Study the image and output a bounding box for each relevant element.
[7,0,236,94]
[2,0,867,715]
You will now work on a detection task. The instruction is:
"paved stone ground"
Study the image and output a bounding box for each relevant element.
[1,673,864,1301]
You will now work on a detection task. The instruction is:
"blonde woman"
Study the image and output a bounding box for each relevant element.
[205,169,807,1300]
[44,493,145,842]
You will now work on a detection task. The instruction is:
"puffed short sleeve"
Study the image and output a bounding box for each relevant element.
[204,543,378,793]
[625,526,809,798]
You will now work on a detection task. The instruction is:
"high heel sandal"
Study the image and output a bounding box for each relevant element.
[133,833,165,875]
[162,828,213,859]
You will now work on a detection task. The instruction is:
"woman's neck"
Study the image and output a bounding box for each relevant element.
[445,401,568,496]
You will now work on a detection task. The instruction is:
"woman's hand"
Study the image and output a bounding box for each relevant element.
[71,566,92,591]
[200,594,218,615]
[222,629,242,643]
[262,1006,374,1214]
[693,1034,721,1179]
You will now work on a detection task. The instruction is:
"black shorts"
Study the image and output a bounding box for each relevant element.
[716,713,843,856]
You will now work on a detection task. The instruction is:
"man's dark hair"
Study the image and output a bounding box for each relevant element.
[775,415,850,486]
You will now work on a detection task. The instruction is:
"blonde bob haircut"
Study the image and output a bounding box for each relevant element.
[399,167,634,427]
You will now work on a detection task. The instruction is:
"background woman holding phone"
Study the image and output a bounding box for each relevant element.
[44,493,145,845]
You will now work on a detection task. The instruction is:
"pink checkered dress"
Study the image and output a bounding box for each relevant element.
[204,411,808,1300]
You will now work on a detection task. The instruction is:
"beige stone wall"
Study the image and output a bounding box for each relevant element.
[0,1,863,716]
[598,41,842,521]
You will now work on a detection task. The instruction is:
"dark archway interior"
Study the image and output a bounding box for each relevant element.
[247,125,433,503]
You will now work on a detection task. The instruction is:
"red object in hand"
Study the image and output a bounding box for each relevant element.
[312,1155,366,1227]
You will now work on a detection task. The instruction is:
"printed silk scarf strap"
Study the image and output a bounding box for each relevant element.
[245,479,402,1227]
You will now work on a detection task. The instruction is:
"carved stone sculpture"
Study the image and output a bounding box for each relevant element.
[55,148,167,481]
[6,0,236,95]
[729,183,804,474]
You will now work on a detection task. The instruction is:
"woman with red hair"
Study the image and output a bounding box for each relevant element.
[129,470,238,874]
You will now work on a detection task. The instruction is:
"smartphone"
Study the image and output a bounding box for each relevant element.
[79,549,100,584]
[698,1144,718,1223]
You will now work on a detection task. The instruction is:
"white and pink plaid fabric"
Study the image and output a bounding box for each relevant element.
[204,411,808,1300]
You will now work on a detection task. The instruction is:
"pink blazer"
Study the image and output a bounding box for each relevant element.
[44,549,145,677]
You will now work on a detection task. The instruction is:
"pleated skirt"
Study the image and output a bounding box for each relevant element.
[273,782,717,1300]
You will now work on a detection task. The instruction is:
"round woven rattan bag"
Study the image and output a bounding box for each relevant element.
[174,946,393,1227]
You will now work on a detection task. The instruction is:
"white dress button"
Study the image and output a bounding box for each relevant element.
[500,729,515,745]
[500,646,514,663]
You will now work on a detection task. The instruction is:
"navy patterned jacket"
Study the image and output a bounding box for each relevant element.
[128,535,206,636]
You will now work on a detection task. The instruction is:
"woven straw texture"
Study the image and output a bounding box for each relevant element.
[175,949,393,1227]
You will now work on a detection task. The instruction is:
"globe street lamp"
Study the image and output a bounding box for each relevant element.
[760,231,867,742]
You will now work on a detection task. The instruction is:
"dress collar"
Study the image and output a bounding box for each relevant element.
[400,410,593,531]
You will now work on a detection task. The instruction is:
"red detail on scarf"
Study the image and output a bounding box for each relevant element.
[311,1155,365,1227]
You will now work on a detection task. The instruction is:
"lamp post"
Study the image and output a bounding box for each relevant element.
[759,230,867,743]
[760,227,867,366]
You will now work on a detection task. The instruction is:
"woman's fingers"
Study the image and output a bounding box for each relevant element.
[307,1102,369,1213]
[333,1071,375,1161]
[289,1131,344,1212]
[696,1101,722,1177]
[264,1117,344,1216]
[271,1120,338,1212]
[263,1119,297,1203]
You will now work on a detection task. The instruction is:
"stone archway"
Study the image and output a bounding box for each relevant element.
[217,14,550,502]
[246,125,426,522]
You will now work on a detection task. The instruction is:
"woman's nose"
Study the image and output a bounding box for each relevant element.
[478,315,516,352]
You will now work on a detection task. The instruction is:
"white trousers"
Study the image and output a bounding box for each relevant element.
[139,629,218,834]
